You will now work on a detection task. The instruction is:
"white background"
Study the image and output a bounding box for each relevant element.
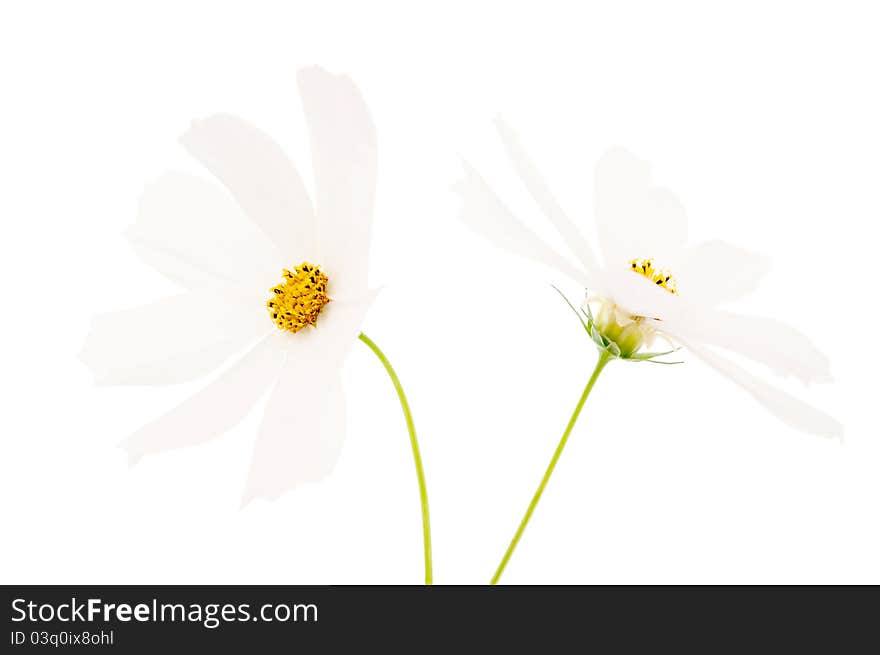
[1,1,877,584]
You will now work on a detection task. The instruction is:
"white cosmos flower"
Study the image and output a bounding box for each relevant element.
[455,118,841,438]
[80,67,378,502]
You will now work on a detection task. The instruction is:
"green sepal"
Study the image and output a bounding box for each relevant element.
[640,358,685,365]
[623,346,682,364]
[551,285,591,335]
[589,323,606,347]
[625,348,680,360]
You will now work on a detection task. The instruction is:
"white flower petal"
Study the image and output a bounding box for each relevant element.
[494,118,600,278]
[282,290,378,369]
[128,172,282,294]
[665,307,832,385]
[600,265,683,322]
[298,66,376,297]
[453,161,591,287]
[80,293,271,386]
[240,291,375,502]
[674,240,770,306]
[180,114,315,261]
[122,332,289,463]
[594,147,688,269]
[683,340,842,438]
[242,367,346,504]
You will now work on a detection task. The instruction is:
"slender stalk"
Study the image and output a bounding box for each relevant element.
[491,351,612,585]
[358,332,432,585]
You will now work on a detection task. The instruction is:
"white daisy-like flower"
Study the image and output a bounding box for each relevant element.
[81,67,381,504]
[456,118,841,439]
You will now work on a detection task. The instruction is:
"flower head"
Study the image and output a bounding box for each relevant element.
[80,67,378,502]
[455,118,841,437]
[267,262,332,333]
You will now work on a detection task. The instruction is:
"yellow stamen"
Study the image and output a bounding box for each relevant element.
[629,258,677,294]
[266,262,331,333]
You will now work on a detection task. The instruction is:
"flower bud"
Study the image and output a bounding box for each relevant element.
[594,300,623,341]
[590,297,648,358]
[615,322,646,357]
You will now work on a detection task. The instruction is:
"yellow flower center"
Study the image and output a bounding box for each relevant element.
[266,262,331,333]
[629,258,677,295]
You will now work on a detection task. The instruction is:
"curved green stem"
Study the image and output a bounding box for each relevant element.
[491,351,612,585]
[358,332,432,585]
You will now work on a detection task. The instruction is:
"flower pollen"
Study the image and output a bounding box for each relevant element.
[267,262,331,333]
[629,258,677,295]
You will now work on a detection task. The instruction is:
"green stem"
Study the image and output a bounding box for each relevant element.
[358,332,432,585]
[490,351,612,585]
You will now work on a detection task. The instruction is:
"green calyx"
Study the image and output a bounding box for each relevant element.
[552,286,683,364]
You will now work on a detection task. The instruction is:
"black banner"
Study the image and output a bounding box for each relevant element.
[2,585,876,651]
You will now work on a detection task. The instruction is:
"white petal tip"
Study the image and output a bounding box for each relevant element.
[78,347,107,386]
[119,432,147,467]
[296,65,352,88]
[178,114,233,146]
[600,145,639,161]
[297,64,329,79]
[825,423,845,441]
[123,448,143,469]
[178,120,200,144]
[240,485,284,507]
[76,347,92,371]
